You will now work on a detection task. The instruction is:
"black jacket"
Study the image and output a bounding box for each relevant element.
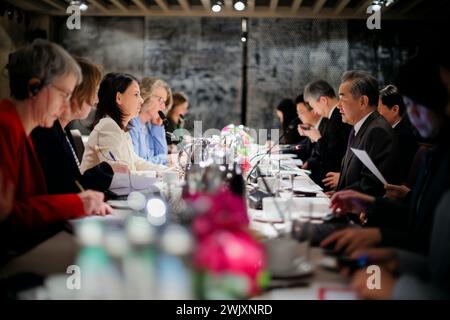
[337,111,398,196]
[393,117,419,185]
[307,107,352,187]
[367,133,450,254]
[31,121,114,194]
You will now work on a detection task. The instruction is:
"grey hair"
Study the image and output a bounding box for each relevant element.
[6,39,82,100]
[140,77,173,111]
[304,79,336,101]
[341,70,379,107]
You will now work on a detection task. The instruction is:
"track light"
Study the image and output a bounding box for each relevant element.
[70,0,89,11]
[233,0,246,11]
[211,0,223,13]
[371,0,395,11]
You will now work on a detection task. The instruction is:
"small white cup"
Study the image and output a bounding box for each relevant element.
[263,237,300,274]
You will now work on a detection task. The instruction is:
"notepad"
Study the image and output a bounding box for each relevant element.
[109,173,159,196]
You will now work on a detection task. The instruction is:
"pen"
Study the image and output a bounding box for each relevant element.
[75,180,85,192]
[109,151,117,161]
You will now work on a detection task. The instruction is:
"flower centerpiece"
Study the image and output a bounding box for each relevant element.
[185,185,268,299]
[220,124,254,174]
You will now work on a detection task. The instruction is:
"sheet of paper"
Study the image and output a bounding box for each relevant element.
[109,173,159,196]
[350,148,388,185]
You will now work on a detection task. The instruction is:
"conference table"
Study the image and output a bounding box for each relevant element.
[0,153,352,300]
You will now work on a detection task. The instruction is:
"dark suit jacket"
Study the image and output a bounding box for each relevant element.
[393,117,419,185]
[308,107,352,187]
[368,137,450,254]
[31,121,114,194]
[337,111,398,196]
[306,117,328,186]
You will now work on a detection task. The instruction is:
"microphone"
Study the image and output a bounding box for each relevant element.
[166,131,179,142]
[158,110,169,127]
[159,110,180,143]
[246,117,300,182]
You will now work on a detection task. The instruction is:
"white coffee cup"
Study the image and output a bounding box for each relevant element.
[263,237,300,274]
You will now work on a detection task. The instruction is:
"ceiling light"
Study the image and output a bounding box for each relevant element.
[212,0,223,13]
[79,3,88,11]
[69,0,88,11]
[234,0,246,11]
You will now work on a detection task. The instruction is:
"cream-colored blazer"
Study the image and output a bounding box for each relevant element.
[80,117,167,174]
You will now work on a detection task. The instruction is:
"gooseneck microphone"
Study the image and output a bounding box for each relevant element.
[158,110,179,142]
[246,117,300,182]
[158,110,169,126]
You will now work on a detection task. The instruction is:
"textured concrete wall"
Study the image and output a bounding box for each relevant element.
[0,15,50,100]
[143,17,242,132]
[56,17,424,132]
[59,16,242,131]
[247,18,348,130]
[58,17,145,79]
[347,20,421,87]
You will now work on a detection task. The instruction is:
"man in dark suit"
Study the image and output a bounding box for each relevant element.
[302,80,352,189]
[320,56,450,256]
[378,85,419,185]
[335,71,398,197]
[292,94,322,163]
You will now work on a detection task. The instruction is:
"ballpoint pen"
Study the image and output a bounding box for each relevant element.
[109,151,117,161]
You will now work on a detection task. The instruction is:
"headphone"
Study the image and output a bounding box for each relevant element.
[28,79,42,96]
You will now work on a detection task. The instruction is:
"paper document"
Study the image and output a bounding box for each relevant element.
[109,173,159,196]
[350,148,388,185]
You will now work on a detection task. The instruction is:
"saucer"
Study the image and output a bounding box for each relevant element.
[269,258,315,279]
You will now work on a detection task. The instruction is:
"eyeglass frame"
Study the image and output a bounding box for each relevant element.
[151,94,167,107]
[49,83,73,102]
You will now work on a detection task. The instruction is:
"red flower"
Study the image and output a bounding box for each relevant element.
[188,187,266,295]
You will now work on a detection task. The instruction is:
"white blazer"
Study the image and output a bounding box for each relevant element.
[80,117,167,174]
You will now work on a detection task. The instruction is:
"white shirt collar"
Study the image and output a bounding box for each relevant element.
[354,111,374,135]
[328,105,337,119]
[314,117,323,130]
[392,118,402,128]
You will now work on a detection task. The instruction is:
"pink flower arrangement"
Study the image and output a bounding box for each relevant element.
[186,187,267,296]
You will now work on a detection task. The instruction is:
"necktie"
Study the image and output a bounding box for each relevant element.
[346,127,356,152]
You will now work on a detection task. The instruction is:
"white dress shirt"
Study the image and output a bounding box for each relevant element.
[328,105,337,119]
[353,111,374,135]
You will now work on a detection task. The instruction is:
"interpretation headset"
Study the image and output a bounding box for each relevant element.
[28,79,43,96]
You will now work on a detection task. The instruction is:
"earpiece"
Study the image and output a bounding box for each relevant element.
[28,79,42,97]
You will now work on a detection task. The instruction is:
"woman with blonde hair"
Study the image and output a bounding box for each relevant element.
[128,77,173,165]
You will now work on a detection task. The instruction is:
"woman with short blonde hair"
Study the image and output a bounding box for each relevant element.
[128,77,173,165]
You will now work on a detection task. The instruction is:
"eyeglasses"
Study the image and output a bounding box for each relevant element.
[152,94,167,106]
[50,83,72,102]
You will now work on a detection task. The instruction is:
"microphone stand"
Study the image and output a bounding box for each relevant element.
[247,119,300,235]
[246,119,299,183]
